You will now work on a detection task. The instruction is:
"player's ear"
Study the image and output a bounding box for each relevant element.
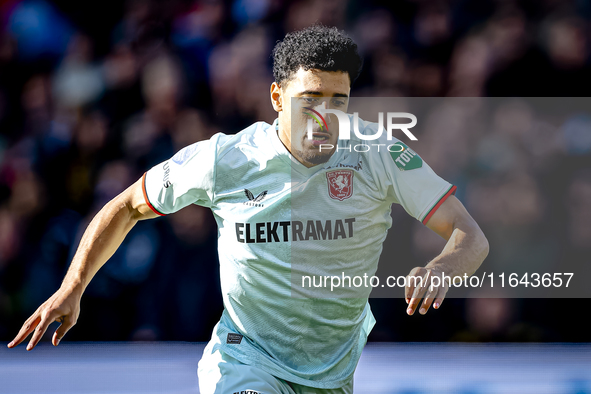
[270,82,282,112]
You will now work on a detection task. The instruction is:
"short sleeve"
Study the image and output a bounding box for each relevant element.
[359,119,456,224]
[142,135,220,215]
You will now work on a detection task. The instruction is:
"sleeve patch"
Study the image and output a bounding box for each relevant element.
[389,142,423,171]
[172,143,199,165]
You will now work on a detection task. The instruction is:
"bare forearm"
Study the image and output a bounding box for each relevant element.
[8,178,157,350]
[425,224,489,279]
[61,198,137,293]
[406,195,488,315]
[61,178,156,294]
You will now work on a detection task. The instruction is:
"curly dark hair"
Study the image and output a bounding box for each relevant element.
[272,25,363,86]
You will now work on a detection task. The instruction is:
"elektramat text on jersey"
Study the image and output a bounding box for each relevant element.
[235,218,356,243]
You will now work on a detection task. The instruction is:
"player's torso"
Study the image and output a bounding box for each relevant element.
[205,122,385,376]
[211,123,393,297]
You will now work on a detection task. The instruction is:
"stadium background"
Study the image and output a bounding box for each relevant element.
[1,0,591,352]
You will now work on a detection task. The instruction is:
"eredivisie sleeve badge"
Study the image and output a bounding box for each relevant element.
[326,170,354,201]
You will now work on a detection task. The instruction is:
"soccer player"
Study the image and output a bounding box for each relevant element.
[8,26,489,393]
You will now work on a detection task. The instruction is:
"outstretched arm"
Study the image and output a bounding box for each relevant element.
[405,195,489,315]
[7,177,158,350]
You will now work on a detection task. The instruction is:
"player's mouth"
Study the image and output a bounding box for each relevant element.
[308,132,332,146]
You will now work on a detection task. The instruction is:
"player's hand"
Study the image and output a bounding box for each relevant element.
[7,286,82,350]
[404,267,449,315]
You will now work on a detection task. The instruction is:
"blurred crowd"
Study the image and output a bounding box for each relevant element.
[1,0,591,343]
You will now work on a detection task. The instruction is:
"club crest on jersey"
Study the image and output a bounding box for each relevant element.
[326,170,353,201]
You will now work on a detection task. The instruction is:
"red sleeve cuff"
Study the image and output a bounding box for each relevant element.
[142,173,166,216]
[421,185,457,225]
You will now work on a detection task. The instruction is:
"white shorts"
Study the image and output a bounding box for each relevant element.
[197,340,354,394]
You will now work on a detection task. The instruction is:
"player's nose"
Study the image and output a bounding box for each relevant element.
[318,101,333,124]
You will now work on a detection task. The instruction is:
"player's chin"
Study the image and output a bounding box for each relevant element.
[302,148,333,165]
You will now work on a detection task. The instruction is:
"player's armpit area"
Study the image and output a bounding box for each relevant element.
[424,195,483,242]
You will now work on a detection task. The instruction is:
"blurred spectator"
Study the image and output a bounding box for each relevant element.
[448,35,490,97]
[53,35,104,109]
[566,169,591,249]
[5,0,73,62]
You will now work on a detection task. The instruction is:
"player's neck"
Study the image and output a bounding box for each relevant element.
[276,121,317,168]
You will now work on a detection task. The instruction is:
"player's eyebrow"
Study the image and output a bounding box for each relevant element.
[296,91,349,98]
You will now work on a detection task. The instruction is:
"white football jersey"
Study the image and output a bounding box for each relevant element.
[143,117,455,388]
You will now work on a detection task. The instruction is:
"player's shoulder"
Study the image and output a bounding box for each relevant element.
[349,114,403,143]
[212,120,275,162]
[164,121,273,173]
[345,114,405,161]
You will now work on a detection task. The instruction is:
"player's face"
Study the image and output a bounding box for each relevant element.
[272,68,350,167]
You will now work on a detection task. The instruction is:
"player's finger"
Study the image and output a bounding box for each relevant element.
[405,267,426,303]
[407,295,425,315]
[26,313,56,351]
[52,317,75,346]
[404,267,422,300]
[433,285,449,310]
[7,315,41,348]
[419,270,444,314]
[419,281,438,315]
[407,273,430,315]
